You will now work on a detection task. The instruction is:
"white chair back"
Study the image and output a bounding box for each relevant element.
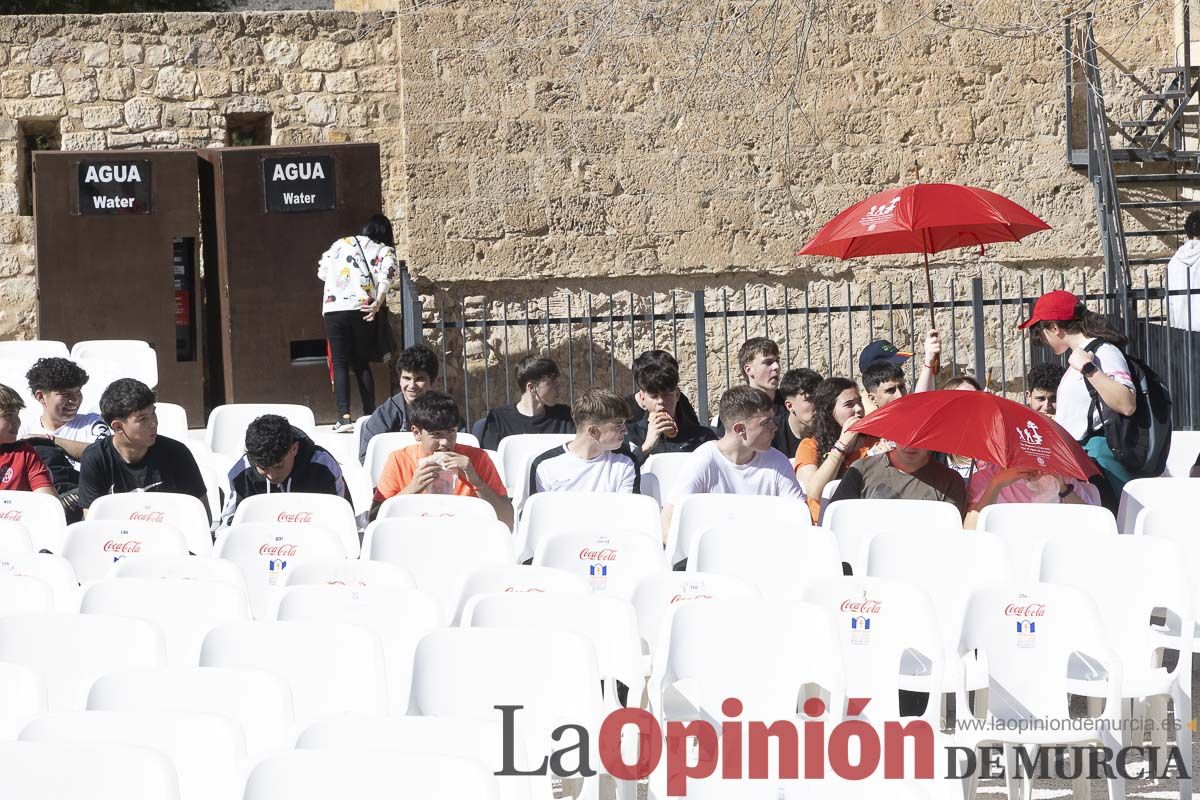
[213,522,346,619]
[497,433,575,508]
[205,403,316,458]
[666,494,810,568]
[0,741,179,800]
[638,452,692,506]
[1117,477,1198,533]
[516,491,660,562]
[0,552,78,612]
[62,520,189,583]
[532,529,667,601]
[1165,430,1200,477]
[283,557,415,589]
[453,563,590,626]
[0,490,67,553]
[690,527,841,603]
[87,492,213,557]
[230,492,359,557]
[244,751,501,800]
[70,340,157,387]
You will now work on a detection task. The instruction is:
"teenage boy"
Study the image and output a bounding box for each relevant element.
[1026,362,1066,418]
[20,357,110,462]
[861,360,910,411]
[858,331,940,411]
[661,385,804,539]
[528,388,639,495]
[0,384,55,496]
[739,337,785,409]
[357,344,439,463]
[220,414,351,528]
[626,358,716,462]
[829,446,968,518]
[77,379,209,519]
[479,356,575,450]
[773,368,822,458]
[373,390,512,527]
[625,350,703,429]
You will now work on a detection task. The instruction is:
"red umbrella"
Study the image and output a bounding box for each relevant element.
[797,183,1051,328]
[847,391,1099,481]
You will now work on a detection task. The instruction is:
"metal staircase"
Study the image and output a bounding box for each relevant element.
[1064,7,1200,333]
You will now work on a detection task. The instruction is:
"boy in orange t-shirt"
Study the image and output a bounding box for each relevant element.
[371,390,512,527]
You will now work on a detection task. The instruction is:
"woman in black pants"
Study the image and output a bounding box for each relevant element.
[317,214,399,432]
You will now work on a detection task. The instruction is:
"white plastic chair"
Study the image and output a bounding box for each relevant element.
[183,441,224,520]
[212,522,346,620]
[199,620,388,727]
[230,492,359,557]
[1041,534,1193,777]
[638,452,692,506]
[205,403,317,458]
[486,449,504,485]
[804,576,944,725]
[80,578,251,666]
[469,592,643,705]
[630,571,760,672]
[87,492,213,557]
[154,402,189,441]
[410,627,604,794]
[823,498,962,575]
[111,553,247,594]
[975,502,1116,538]
[0,740,180,800]
[71,340,158,388]
[497,433,576,508]
[516,491,660,562]
[310,429,359,468]
[689,527,841,603]
[0,490,67,553]
[340,459,375,520]
[76,357,122,415]
[665,494,811,568]
[88,667,294,757]
[1165,430,1200,477]
[1116,477,1198,533]
[0,662,45,739]
[295,715,536,800]
[654,597,842,726]
[20,710,243,800]
[244,750,501,800]
[987,525,1118,582]
[817,478,840,524]
[452,563,590,626]
[0,359,37,411]
[283,557,415,589]
[0,552,79,612]
[958,582,1127,800]
[0,520,32,552]
[532,529,667,600]
[0,613,165,711]
[0,340,69,362]
[0,574,54,616]
[62,520,189,583]
[365,430,481,484]
[367,517,515,624]
[372,493,498,523]
[276,584,439,713]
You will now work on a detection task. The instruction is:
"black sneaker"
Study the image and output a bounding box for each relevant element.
[331,415,355,433]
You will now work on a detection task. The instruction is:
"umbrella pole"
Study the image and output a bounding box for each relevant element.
[922,251,940,375]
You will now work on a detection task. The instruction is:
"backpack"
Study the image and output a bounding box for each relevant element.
[1082,340,1172,477]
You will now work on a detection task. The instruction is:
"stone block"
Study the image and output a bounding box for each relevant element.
[343,40,376,68]
[404,80,465,119]
[241,67,282,94]
[97,67,134,101]
[533,79,581,112]
[228,39,263,68]
[28,38,79,67]
[154,66,198,100]
[324,70,358,93]
[121,45,143,65]
[1,70,28,99]
[473,158,534,198]
[0,118,15,140]
[146,44,174,67]
[262,36,300,68]
[61,131,107,151]
[502,120,544,155]
[184,40,223,68]
[281,72,322,93]
[82,105,123,130]
[443,201,504,240]
[82,42,110,68]
[358,67,396,93]
[300,40,341,72]
[406,160,470,201]
[548,196,609,236]
[124,97,163,132]
[225,95,272,114]
[198,71,231,98]
[0,47,7,68]
[305,96,337,125]
[6,98,65,119]
[502,204,549,235]
[0,185,18,215]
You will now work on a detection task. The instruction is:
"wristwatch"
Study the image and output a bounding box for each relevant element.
[1080,361,1098,377]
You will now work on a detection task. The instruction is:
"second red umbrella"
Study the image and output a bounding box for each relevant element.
[847,390,1099,481]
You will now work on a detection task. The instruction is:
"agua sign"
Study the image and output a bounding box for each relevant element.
[76,160,152,215]
[263,155,336,213]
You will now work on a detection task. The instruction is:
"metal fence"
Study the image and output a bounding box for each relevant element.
[402,268,1200,431]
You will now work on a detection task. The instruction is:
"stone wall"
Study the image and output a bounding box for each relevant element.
[0,1,1186,411]
[0,10,401,337]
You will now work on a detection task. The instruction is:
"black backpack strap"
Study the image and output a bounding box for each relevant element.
[1080,339,1105,437]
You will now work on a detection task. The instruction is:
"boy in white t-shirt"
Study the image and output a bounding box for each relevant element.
[661,385,804,540]
[19,358,110,463]
[527,388,639,495]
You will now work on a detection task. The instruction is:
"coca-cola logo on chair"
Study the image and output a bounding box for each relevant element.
[103,540,143,554]
[259,543,299,557]
[129,511,166,523]
[276,511,313,524]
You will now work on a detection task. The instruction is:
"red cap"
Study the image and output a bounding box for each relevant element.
[1017,290,1078,329]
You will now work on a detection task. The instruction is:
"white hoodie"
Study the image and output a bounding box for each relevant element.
[1167,238,1200,331]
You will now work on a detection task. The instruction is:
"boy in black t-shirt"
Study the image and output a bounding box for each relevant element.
[626,359,716,463]
[77,379,210,521]
[478,355,575,450]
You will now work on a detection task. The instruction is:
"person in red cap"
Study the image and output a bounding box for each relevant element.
[1018,290,1136,510]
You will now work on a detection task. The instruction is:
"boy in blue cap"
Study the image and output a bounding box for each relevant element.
[858,329,940,412]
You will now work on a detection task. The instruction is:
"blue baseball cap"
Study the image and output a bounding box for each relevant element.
[858,340,912,373]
